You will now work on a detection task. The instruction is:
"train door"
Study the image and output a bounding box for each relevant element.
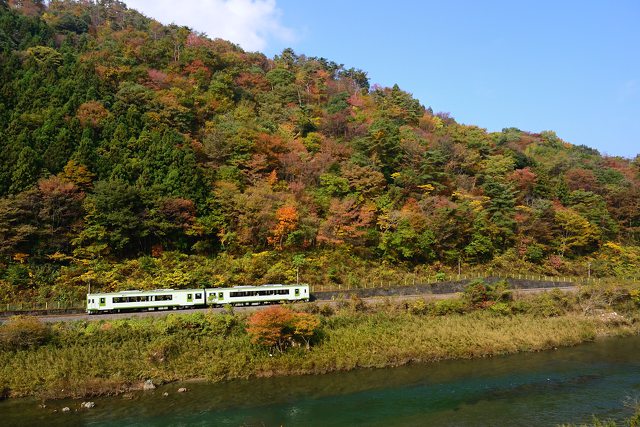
[295,288,300,298]
[187,293,193,303]
[99,297,106,308]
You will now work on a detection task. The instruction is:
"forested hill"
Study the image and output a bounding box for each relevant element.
[0,1,639,300]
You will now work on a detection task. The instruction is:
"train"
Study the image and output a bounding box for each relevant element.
[86,284,310,314]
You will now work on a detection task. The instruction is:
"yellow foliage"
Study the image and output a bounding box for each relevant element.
[418,183,435,193]
[12,253,29,264]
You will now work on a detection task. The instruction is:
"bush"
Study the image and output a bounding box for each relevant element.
[528,292,566,317]
[0,316,51,351]
[510,300,532,314]
[463,279,512,309]
[431,298,467,315]
[409,299,429,315]
[489,302,512,316]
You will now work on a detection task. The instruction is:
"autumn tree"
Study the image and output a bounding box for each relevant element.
[268,204,299,250]
[246,306,320,352]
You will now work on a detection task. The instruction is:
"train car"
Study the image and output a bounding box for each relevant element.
[206,284,309,306]
[86,288,205,313]
[86,284,309,313]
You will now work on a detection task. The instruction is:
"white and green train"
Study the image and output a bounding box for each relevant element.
[86,284,310,314]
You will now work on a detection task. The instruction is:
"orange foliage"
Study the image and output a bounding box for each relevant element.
[246,306,319,352]
[268,205,299,249]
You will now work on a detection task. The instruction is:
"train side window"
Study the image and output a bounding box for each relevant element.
[196,293,202,299]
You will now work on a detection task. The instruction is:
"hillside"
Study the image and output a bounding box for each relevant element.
[0,0,639,302]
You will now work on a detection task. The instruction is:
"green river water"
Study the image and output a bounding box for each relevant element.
[2,335,640,426]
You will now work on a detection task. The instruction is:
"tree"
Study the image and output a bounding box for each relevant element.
[9,146,40,194]
[268,204,299,250]
[76,179,145,256]
[76,101,110,128]
[37,175,85,252]
[247,306,294,352]
[246,306,319,352]
[554,208,600,257]
[291,312,320,350]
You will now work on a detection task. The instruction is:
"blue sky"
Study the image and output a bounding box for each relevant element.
[128,0,640,158]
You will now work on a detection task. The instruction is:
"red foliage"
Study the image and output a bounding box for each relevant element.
[184,59,211,79]
[160,198,196,231]
[565,168,598,192]
[235,72,270,92]
[147,69,170,89]
[317,198,375,245]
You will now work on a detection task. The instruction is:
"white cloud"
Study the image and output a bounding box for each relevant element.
[125,0,295,52]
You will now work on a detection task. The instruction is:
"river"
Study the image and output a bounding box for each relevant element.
[2,335,640,426]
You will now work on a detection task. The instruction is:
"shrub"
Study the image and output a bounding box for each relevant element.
[493,280,513,302]
[510,300,532,314]
[348,294,367,312]
[319,304,335,317]
[463,279,512,309]
[409,299,429,315]
[463,279,496,307]
[431,298,467,315]
[528,293,565,317]
[489,302,512,316]
[0,316,51,351]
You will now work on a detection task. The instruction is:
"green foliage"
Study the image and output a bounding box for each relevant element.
[431,298,467,315]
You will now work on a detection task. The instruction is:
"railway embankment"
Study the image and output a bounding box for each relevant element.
[0,277,576,319]
[0,279,638,401]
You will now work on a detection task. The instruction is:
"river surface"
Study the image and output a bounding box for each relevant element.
[2,335,640,426]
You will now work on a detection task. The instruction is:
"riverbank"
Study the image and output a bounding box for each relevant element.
[1,284,639,400]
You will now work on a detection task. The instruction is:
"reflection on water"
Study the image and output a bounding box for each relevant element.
[2,335,640,426]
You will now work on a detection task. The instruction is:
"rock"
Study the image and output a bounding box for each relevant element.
[600,311,627,325]
[177,387,188,393]
[162,392,169,397]
[143,380,156,391]
[62,407,70,413]
[81,401,95,409]
[38,404,47,409]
